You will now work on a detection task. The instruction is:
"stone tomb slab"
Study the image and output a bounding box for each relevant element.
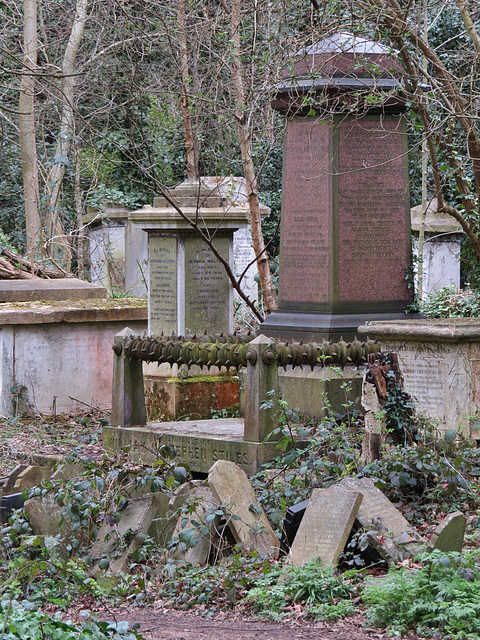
[102,419,280,475]
[0,278,106,302]
[428,511,466,553]
[289,485,362,567]
[208,460,279,557]
[340,477,424,563]
[357,319,480,438]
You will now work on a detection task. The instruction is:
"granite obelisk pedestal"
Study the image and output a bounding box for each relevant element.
[260,33,418,341]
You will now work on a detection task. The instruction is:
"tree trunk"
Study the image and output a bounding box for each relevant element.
[19,0,42,262]
[45,0,88,268]
[229,0,277,315]
[178,0,199,179]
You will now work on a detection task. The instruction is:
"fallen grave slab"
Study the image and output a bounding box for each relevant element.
[208,460,279,557]
[340,477,425,563]
[289,485,362,567]
[92,493,168,574]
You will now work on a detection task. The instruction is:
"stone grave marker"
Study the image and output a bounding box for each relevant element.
[428,511,466,553]
[25,493,70,539]
[12,466,52,492]
[340,477,424,563]
[208,460,279,557]
[289,485,362,567]
[92,493,164,574]
[170,481,220,565]
[2,465,29,495]
[127,177,269,336]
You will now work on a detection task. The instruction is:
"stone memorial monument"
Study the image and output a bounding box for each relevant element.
[411,197,464,298]
[119,178,268,333]
[261,33,417,341]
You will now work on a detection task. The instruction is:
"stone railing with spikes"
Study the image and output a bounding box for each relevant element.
[111,329,381,443]
[115,333,380,371]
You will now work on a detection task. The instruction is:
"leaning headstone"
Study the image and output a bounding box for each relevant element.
[24,493,74,547]
[208,460,278,557]
[92,493,163,574]
[289,486,362,567]
[170,481,219,565]
[340,477,424,563]
[427,511,466,553]
[12,466,52,492]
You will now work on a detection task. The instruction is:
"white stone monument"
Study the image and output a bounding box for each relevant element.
[411,198,464,298]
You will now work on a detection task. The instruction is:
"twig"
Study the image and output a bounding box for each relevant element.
[67,396,110,416]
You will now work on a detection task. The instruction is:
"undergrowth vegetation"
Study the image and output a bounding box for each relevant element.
[1,377,480,638]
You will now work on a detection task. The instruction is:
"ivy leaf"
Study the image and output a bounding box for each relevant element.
[53,154,71,167]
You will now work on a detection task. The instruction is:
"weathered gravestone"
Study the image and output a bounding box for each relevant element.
[340,476,424,563]
[427,511,466,553]
[92,493,166,574]
[260,33,418,342]
[208,460,278,557]
[126,177,268,336]
[411,198,464,298]
[289,485,362,567]
[170,481,220,565]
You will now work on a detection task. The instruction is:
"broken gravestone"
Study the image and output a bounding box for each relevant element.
[11,466,53,493]
[24,492,78,557]
[2,465,29,494]
[208,460,279,557]
[289,485,362,567]
[361,352,408,463]
[92,493,167,574]
[340,477,424,564]
[170,481,220,565]
[427,511,466,553]
[360,377,384,464]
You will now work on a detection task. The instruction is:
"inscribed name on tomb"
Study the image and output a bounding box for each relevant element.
[184,236,230,334]
[336,117,410,303]
[280,118,331,305]
[149,236,177,335]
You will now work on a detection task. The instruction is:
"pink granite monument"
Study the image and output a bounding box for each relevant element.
[261,33,417,341]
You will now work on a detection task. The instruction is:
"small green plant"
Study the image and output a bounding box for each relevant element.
[0,596,145,639]
[242,560,358,621]
[363,550,480,638]
[420,285,480,318]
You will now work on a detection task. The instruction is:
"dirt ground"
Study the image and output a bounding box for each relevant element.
[91,605,424,640]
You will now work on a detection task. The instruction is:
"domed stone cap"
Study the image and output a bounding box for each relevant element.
[410,198,463,234]
[273,31,405,114]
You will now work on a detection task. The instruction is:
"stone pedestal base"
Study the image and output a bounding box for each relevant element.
[260,310,422,342]
[103,419,281,475]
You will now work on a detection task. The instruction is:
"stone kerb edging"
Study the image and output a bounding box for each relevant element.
[358,318,480,342]
[0,299,147,325]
